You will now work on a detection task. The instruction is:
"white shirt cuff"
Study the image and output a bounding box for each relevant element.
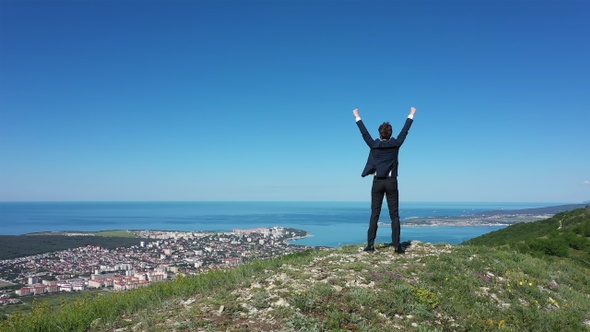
[355,117,361,122]
[408,114,414,119]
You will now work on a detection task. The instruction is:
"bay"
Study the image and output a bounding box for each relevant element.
[0,201,557,246]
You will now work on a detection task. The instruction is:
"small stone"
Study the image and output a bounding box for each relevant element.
[218,305,224,313]
[272,298,290,307]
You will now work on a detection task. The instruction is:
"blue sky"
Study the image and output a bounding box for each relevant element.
[1,0,588,203]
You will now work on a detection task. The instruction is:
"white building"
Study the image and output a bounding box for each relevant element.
[16,287,33,296]
[88,279,104,289]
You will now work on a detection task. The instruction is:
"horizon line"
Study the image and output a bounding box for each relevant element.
[0,200,584,204]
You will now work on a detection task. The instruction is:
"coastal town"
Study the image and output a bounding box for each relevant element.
[1,204,583,309]
[0,227,318,306]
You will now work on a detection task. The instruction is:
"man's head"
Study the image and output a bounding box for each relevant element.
[379,122,392,140]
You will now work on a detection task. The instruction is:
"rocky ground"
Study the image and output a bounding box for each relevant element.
[92,239,590,332]
[104,241,455,332]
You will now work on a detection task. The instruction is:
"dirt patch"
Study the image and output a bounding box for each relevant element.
[0,280,15,288]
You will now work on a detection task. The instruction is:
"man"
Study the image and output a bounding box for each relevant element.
[353,107,416,253]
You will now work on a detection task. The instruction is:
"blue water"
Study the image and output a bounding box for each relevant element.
[0,201,558,247]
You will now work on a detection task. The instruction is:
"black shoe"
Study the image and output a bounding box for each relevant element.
[363,245,375,252]
[394,245,405,254]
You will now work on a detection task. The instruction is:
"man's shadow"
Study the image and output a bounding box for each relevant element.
[381,240,413,250]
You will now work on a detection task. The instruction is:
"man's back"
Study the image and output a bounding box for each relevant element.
[356,117,413,177]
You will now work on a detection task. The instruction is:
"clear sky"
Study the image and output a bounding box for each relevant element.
[1,0,588,203]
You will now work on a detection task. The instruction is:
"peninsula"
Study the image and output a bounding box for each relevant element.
[396,203,588,227]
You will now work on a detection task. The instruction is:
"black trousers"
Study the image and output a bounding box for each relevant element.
[367,176,400,247]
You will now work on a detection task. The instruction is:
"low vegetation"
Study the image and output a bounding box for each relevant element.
[1,208,589,331]
[464,206,590,266]
[0,232,148,260]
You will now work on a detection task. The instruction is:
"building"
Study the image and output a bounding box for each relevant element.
[33,285,47,295]
[88,279,104,289]
[16,287,33,296]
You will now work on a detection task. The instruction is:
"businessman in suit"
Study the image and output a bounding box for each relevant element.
[353,107,416,253]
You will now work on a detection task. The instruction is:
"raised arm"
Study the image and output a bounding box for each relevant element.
[392,106,416,145]
[353,109,376,147]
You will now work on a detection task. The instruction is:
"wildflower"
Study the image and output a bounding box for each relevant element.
[519,281,523,286]
[486,319,494,326]
[548,297,560,307]
[529,282,533,286]
[498,320,506,328]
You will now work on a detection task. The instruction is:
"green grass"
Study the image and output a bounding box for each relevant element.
[0,289,106,318]
[2,242,588,332]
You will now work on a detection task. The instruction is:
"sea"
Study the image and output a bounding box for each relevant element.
[0,201,559,247]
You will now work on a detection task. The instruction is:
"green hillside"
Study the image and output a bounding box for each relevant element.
[463,207,590,267]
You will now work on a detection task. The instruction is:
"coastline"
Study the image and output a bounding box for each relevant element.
[1,201,585,237]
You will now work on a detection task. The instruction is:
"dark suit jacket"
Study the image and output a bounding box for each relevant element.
[356,118,413,177]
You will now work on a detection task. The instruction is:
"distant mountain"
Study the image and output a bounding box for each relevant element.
[470,203,588,217]
[401,203,589,227]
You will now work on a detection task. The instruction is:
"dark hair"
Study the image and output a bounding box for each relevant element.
[379,122,392,140]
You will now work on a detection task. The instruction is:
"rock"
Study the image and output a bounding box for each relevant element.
[272,298,290,307]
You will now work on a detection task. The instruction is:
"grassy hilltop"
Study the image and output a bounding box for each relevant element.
[1,208,589,331]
